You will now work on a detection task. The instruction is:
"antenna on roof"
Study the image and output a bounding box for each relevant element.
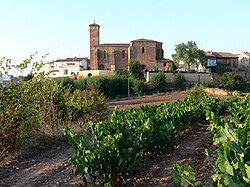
[94,20,95,24]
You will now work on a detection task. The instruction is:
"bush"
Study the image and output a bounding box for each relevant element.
[115,70,129,78]
[0,55,107,161]
[187,85,207,99]
[131,79,145,96]
[151,72,166,93]
[219,72,245,91]
[85,76,128,98]
[74,78,87,91]
[129,60,146,80]
[52,77,75,92]
[174,72,185,89]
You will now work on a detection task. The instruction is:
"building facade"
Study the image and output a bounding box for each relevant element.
[204,51,239,71]
[45,57,89,77]
[238,52,250,69]
[237,52,250,82]
[89,22,171,71]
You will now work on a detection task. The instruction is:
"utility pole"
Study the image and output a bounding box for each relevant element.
[128,66,130,97]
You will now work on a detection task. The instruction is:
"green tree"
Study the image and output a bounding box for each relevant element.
[131,79,145,96]
[129,60,146,80]
[175,72,185,89]
[219,72,245,91]
[151,72,166,93]
[172,41,206,71]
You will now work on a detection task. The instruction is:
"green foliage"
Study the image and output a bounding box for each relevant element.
[151,72,166,92]
[131,79,145,96]
[73,78,87,91]
[0,54,107,161]
[206,95,250,186]
[115,70,129,78]
[175,72,185,89]
[129,60,146,80]
[66,89,106,123]
[219,72,245,91]
[52,77,75,92]
[173,95,250,187]
[173,162,202,187]
[215,63,232,74]
[172,41,206,71]
[85,76,128,98]
[187,85,207,99]
[66,95,229,185]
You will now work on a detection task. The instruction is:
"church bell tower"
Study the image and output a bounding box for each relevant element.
[89,21,100,70]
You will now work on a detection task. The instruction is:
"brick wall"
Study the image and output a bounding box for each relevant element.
[97,45,129,70]
[89,24,100,70]
[130,41,158,70]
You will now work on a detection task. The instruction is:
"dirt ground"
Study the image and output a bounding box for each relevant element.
[0,91,218,187]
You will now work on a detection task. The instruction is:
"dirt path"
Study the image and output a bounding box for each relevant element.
[0,91,216,187]
[108,91,187,110]
[126,123,215,186]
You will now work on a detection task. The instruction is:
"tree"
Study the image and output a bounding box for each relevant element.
[172,41,206,71]
[151,72,166,93]
[129,60,146,80]
[131,79,145,96]
[219,72,245,91]
[174,72,185,89]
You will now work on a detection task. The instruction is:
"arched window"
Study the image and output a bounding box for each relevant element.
[122,50,125,59]
[142,47,145,54]
[103,50,107,60]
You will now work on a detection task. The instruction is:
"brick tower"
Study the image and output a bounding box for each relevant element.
[89,22,100,70]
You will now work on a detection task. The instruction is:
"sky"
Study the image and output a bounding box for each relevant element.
[0,0,250,75]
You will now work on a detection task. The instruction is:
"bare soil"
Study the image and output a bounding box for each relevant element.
[0,91,218,187]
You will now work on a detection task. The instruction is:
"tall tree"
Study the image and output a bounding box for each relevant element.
[129,60,146,80]
[172,41,206,71]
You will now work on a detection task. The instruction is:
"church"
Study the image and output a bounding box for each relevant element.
[89,22,173,71]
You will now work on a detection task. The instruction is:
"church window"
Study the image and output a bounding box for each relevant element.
[103,50,107,60]
[142,47,145,53]
[122,50,125,59]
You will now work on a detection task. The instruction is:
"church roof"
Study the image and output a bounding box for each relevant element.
[99,43,129,47]
[131,38,161,43]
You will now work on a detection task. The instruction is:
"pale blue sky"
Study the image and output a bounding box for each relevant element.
[0,0,249,73]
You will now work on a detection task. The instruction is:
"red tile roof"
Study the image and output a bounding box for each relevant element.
[205,51,238,58]
[245,52,250,57]
[99,43,129,47]
[131,38,161,43]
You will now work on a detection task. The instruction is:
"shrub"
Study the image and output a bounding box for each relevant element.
[0,55,107,161]
[129,60,146,80]
[219,72,245,91]
[52,77,75,92]
[115,70,129,78]
[85,76,128,98]
[151,72,166,93]
[174,72,185,89]
[74,78,87,91]
[187,85,207,99]
[131,79,145,96]
[66,88,106,123]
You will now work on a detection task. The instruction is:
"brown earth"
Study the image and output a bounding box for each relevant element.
[0,91,220,187]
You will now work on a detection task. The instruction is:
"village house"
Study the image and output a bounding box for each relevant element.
[237,52,250,82]
[45,57,89,77]
[204,51,239,71]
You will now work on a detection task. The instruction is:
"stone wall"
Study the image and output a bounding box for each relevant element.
[78,70,115,77]
[146,72,213,83]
